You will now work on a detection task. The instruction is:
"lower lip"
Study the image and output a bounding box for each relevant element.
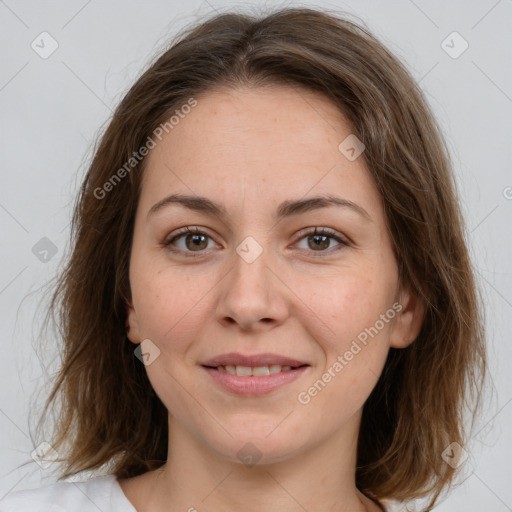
[202,366,309,396]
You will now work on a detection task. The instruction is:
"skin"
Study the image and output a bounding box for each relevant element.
[120,85,425,512]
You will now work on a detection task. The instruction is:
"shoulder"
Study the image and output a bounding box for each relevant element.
[0,474,135,512]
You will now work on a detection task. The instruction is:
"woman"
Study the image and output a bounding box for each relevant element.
[1,6,486,512]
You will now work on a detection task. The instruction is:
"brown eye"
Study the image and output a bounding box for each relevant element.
[307,233,331,251]
[295,227,348,255]
[164,227,215,256]
[183,232,209,251]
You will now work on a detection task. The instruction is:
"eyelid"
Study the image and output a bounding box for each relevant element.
[293,226,347,243]
[163,226,214,245]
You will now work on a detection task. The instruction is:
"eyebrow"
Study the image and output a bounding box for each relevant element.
[147,193,372,222]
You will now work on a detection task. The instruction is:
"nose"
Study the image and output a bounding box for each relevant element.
[215,240,290,332]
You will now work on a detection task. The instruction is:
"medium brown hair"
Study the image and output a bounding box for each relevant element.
[32,6,487,510]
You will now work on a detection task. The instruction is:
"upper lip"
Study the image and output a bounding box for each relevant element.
[201,352,309,368]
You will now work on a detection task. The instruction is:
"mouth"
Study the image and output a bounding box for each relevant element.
[202,363,309,376]
[200,363,310,396]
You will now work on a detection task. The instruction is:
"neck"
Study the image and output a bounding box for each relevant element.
[120,411,378,512]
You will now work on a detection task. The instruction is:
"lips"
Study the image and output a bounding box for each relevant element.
[200,352,310,396]
[201,352,309,369]
[202,365,309,395]
[215,364,296,376]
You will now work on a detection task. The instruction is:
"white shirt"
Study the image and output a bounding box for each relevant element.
[0,475,137,512]
[0,475,406,511]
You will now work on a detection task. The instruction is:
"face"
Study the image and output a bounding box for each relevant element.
[127,85,423,464]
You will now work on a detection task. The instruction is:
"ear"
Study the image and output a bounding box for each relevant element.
[126,301,143,344]
[390,284,426,349]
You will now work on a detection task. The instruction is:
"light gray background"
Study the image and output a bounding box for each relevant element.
[1,0,511,510]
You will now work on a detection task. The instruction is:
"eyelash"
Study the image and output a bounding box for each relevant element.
[162,226,348,259]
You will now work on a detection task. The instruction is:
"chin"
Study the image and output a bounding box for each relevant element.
[205,428,310,467]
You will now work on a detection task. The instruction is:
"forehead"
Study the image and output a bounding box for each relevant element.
[139,85,382,218]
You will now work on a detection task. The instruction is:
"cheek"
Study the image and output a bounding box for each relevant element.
[130,259,215,350]
[309,278,396,405]
[314,269,396,343]
[130,264,216,415]
[301,270,396,400]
